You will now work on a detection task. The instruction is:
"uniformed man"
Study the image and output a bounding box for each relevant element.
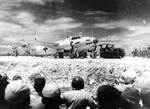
[5,80,30,109]
[33,74,46,95]
[61,76,96,109]
[42,83,62,109]
[96,85,121,109]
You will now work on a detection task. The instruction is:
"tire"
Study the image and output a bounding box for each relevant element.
[78,51,87,58]
[58,52,64,58]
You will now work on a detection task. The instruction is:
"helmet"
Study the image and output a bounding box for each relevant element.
[34,74,46,94]
[97,85,121,109]
[71,76,84,90]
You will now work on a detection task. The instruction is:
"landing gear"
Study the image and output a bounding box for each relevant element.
[78,51,87,59]
[55,47,88,59]
[69,49,78,59]
[69,53,75,59]
[58,52,64,58]
[15,50,19,57]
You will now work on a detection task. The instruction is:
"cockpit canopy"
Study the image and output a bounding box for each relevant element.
[71,36,82,40]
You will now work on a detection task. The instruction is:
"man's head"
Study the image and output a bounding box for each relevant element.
[0,74,9,102]
[42,83,61,108]
[5,80,30,109]
[71,76,84,90]
[97,85,121,109]
[121,87,141,109]
[33,74,46,94]
[122,87,140,103]
[0,74,8,85]
[12,74,22,80]
[141,81,150,108]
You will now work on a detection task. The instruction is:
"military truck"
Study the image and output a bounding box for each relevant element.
[99,44,125,58]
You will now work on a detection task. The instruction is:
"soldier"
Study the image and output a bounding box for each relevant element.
[14,49,19,57]
[5,80,44,109]
[42,83,62,109]
[30,74,45,109]
[70,41,75,58]
[132,49,138,57]
[61,76,96,109]
[0,74,9,103]
[12,74,22,81]
[141,81,150,109]
[121,87,141,109]
[97,85,121,109]
[0,74,9,109]
[5,80,30,109]
[33,74,46,95]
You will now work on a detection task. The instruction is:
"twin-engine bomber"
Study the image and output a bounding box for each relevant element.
[51,33,98,58]
[34,33,125,59]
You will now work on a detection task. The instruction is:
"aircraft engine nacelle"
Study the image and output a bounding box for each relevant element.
[71,37,97,51]
[56,39,72,51]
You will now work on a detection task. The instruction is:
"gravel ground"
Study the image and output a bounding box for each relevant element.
[0,56,150,97]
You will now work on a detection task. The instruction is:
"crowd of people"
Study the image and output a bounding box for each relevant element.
[0,73,150,109]
[132,48,150,58]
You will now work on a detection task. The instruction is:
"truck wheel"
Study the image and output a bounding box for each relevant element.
[58,52,64,58]
[79,51,87,58]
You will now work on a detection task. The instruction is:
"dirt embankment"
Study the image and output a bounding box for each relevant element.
[0,56,150,96]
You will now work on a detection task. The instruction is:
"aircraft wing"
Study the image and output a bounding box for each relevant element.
[97,39,121,45]
[27,40,59,48]
[97,41,114,45]
[1,38,59,49]
[1,40,26,47]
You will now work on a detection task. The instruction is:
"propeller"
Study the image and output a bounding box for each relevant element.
[93,38,99,44]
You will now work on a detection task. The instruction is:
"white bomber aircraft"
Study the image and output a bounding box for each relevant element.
[34,32,99,58]
[55,33,98,50]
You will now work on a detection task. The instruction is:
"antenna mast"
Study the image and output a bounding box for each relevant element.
[91,30,94,37]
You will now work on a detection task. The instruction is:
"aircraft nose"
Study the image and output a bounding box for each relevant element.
[93,38,99,44]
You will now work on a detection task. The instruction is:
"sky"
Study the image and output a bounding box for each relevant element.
[0,0,150,52]
[0,0,82,43]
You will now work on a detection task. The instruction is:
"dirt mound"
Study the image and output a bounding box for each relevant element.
[0,56,150,97]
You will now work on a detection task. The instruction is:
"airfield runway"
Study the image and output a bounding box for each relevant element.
[0,56,149,96]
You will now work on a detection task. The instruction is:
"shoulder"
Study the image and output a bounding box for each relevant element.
[30,94,44,109]
[62,90,79,95]
[80,90,94,98]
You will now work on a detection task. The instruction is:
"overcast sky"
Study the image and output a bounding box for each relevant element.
[0,0,150,50]
[0,0,81,43]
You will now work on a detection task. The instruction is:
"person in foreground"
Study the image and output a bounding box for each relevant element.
[121,87,141,109]
[42,83,63,109]
[61,76,97,109]
[141,81,150,109]
[97,85,121,109]
[0,74,9,109]
[4,80,30,109]
[33,74,46,95]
